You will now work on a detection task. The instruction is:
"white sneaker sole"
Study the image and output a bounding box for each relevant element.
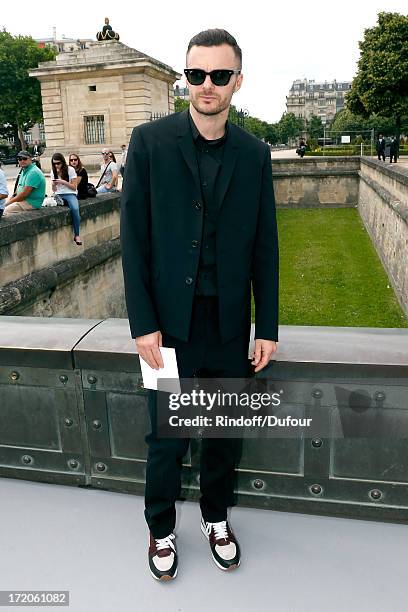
[200,522,241,571]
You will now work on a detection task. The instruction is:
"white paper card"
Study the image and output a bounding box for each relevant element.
[139,347,181,394]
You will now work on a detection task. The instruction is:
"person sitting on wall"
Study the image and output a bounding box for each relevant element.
[96,149,118,194]
[96,18,120,41]
[51,152,83,246]
[69,154,89,200]
[0,160,8,218]
[3,151,46,215]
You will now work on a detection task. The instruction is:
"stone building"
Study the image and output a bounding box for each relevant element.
[286,78,352,125]
[29,40,180,170]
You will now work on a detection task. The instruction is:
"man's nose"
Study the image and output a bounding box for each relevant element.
[202,74,214,88]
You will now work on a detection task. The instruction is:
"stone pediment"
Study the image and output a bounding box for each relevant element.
[31,41,179,81]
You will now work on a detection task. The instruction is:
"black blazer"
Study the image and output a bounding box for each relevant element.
[120,109,279,343]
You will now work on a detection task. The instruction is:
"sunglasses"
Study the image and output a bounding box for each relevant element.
[17,156,29,161]
[53,161,62,165]
[184,68,241,86]
[69,158,78,162]
[101,151,109,155]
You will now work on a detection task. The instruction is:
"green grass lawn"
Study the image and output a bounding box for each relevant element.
[252,208,408,328]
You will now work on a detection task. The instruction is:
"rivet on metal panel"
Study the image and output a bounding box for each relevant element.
[59,375,68,384]
[21,455,33,465]
[253,479,265,490]
[311,438,323,448]
[310,484,322,495]
[64,418,74,427]
[92,420,102,430]
[87,375,97,385]
[10,371,20,381]
[370,489,382,501]
[68,459,79,470]
[311,389,322,399]
[96,462,107,472]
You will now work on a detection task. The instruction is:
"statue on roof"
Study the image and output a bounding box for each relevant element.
[96,18,120,41]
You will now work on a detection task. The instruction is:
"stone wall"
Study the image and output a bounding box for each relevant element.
[272,157,360,207]
[0,195,125,318]
[358,158,408,315]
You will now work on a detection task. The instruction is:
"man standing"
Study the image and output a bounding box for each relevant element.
[376,134,386,161]
[3,151,46,215]
[389,136,398,163]
[120,29,279,581]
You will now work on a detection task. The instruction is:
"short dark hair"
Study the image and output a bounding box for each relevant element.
[187,29,242,68]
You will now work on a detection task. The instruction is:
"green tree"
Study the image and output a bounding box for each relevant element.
[346,12,408,141]
[277,112,304,144]
[174,97,189,113]
[0,30,56,149]
[307,115,324,139]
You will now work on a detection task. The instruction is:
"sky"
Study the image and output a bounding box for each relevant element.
[2,1,407,123]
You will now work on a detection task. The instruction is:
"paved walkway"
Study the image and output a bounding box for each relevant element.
[0,476,406,612]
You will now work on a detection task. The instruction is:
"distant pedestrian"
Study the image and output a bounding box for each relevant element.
[32,141,43,156]
[96,148,118,193]
[376,134,386,161]
[389,136,398,163]
[69,153,89,200]
[51,152,82,245]
[3,151,46,215]
[120,144,127,177]
[297,139,306,158]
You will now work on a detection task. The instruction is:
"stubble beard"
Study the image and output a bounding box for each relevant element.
[190,95,231,117]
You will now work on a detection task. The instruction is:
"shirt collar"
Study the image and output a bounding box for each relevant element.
[189,111,228,147]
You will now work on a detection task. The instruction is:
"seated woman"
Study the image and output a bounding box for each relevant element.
[51,152,82,245]
[69,154,89,200]
[96,149,118,194]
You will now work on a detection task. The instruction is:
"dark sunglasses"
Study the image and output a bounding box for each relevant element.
[53,161,62,165]
[184,68,241,86]
[69,158,78,162]
[17,156,29,161]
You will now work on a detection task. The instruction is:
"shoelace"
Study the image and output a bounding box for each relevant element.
[155,534,176,552]
[208,520,229,541]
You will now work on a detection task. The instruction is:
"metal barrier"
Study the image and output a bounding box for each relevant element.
[0,317,408,521]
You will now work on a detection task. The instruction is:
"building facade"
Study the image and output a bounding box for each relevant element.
[29,40,180,170]
[286,78,352,126]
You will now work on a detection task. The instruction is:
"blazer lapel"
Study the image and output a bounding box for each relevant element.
[215,123,240,213]
[177,110,201,195]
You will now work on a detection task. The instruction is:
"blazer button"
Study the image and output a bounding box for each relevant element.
[191,240,199,248]
[185,277,193,285]
[194,201,202,210]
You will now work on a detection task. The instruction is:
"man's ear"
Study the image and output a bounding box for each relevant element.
[234,73,243,92]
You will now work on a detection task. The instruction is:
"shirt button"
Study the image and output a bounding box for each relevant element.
[185,277,193,285]
[194,201,202,210]
[191,240,199,248]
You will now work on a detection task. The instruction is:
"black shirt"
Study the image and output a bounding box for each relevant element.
[189,112,228,295]
[76,167,89,200]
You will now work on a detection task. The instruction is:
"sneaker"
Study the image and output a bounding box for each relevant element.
[200,518,241,571]
[148,533,178,581]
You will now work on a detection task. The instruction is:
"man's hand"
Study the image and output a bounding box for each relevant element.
[251,339,277,373]
[136,331,164,370]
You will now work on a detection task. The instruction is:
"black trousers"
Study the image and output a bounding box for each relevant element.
[144,296,250,538]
